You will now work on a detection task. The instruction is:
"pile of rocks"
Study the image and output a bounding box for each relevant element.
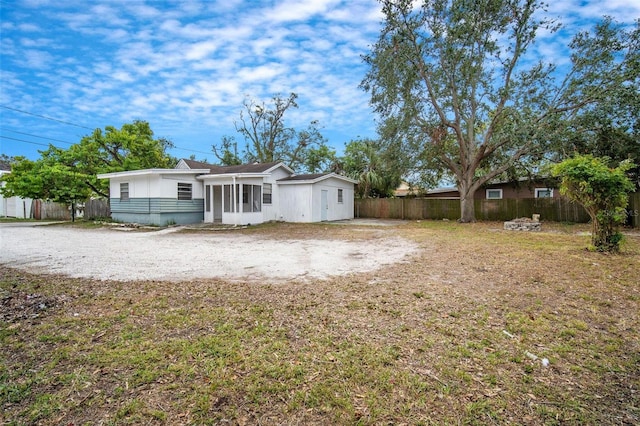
[503,216,541,231]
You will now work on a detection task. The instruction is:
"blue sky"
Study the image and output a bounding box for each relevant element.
[1,0,639,163]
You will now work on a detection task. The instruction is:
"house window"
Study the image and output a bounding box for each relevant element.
[535,188,553,198]
[252,185,262,212]
[223,184,236,212]
[242,184,262,212]
[263,183,272,204]
[338,189,343,203]
[486,189,503,199]
[178,183,192,200]
[120,183,129,201]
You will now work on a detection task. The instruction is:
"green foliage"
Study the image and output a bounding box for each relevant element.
[68,120,176,197]
[0,121,175,216]
[0,149,92,220]
[552,154,635,252]
[362,0,638,222]
[339,138,402,198]
[213,93,335,173]
[552,19,640,187]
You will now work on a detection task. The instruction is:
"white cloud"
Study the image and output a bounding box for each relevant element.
[18,23,41,32]
[263,0,340,22]
[21,50,54,69]
[185,40,220,61]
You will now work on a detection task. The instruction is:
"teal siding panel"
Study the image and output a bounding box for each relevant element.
[111,212,203,226]
[111,198,150,213]
[110,198,204,225]
[111,198,203,214]
[149,198,203,213]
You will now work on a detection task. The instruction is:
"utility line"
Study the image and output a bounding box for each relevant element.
[1,135,58,148]
[1,129,74,145]
[0,105,94,130]
[1,105,213,159]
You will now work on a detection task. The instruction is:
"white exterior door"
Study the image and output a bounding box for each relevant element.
[321,190,328,221]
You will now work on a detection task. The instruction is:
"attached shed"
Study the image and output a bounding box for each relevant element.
[277,173,357,223]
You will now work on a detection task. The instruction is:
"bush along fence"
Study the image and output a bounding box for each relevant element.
[355,197,594,223]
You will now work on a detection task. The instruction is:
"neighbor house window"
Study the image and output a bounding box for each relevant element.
[338,189,344,203]
[535,188,553,198]
[263,183,272,204]
[486,189,503,199]
[177,183,192,200]
[120,183,129,201]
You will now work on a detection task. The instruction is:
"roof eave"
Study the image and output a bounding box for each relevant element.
[97,168,210,179]
[196,172,270,180]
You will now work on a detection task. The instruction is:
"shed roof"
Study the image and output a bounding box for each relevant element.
[278,173,358,185]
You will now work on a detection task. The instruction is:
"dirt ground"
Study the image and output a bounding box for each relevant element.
[0,221,418,282]
[1,220,639,425]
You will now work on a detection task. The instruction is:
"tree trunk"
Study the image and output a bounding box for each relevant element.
[459,184,477,223]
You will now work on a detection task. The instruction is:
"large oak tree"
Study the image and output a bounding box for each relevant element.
[363,0,638,222]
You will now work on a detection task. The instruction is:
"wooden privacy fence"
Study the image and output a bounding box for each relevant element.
[355,197,593,223]
[629,192,640,228]
[31,199,110,220]
[84,198,111,219]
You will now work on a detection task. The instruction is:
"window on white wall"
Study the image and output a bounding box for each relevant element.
[338,189,344,203]
[486,189,502,199]
[177,183,192,200]
[120,183,129,201]
[263,183,272,204]
[223,184,232,212]
[252,185,262,212]
[535,188,553,198]
[242,184,262,212]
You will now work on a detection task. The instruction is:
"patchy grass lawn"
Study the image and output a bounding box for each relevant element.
[1,221,639,425]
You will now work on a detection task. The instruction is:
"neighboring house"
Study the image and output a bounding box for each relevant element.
[422,178,559,200]
[0,164,33,218]
[97,159,357,226]
[394,181,420,198]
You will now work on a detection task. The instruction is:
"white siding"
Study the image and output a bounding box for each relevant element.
[278,176,355,222]
[278,184,314,222]
[1,171,33,218]
[263,167,291,222]
[109,174,202,199]
[317,177,354,221]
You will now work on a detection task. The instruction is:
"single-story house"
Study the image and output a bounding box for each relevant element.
[97,159,358,226]
[421,178,559,200]
[0,164,34,219]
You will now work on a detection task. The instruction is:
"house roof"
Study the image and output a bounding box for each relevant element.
[180,159,291,175]
[278,173,358,185]
[0,163,11,172]
[97,168,210,179]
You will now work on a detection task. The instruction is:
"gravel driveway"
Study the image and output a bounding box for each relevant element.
[0,222,418,282]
